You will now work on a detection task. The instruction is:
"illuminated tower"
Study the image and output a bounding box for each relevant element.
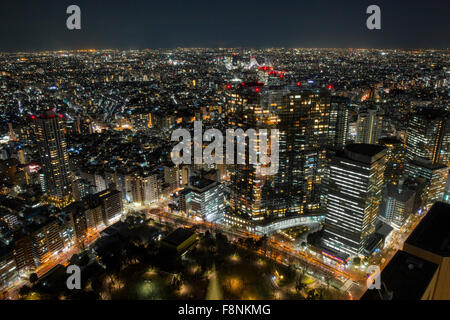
[32,110,72,205]
[225,84,330,230]
[355,108,383,145]
[405,159,448,208]
[406,108,450,165]
[328,96,349,150]
[378,137,405,185]
[322,144,386,256]
[321,96,350,215]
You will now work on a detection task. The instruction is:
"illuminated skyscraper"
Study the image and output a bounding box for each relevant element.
[405,159,448,208]
[378,137,405,184]
[32,110,72,205]
[328,96,349,150]
[355,108,383,145]
[182,177,225,223]
[226,84,330,230]
[378,180,416,230]
[322,144,386,256]
[320,96,350,216]
[406,108,450,165]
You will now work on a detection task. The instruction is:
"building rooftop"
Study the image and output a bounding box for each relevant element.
[95,188,121,199]
[407,159,447,171]
[188,177,218,193]
[340,143,386,164]
[161,228,196,247]
[378,137,403,145]
[415,107,449,120]
[405,202,450,257]
[35,110,63,120]
[316,243,350,264]
[375,220,394,238]
[363,233,384,255]
[361,250,438,300]
[345,143,386,157]
[385,182,416,203]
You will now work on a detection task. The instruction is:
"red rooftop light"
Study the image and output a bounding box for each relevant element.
[258,66,273,71]
[226,84,231,90]
[297,82,302,86]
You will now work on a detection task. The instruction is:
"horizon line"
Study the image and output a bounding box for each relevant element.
[1,47,449,54]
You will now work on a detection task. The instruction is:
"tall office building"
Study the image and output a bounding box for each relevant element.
[355,108,383,145]
[322,144,386,256]
[406,108,450,165]
[378,137,405,184]
[321,96,350,212]
[181,177,225,223]
[378,180,416,230]
[32,110,72,205]
[405,159,448,208]
[328,96,349,150]
[226,85,330,229]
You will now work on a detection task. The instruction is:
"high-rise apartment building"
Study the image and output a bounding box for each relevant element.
[30,216,75,265]
[72,178,95,201]
[164,164,181,194]
[96,189,123,226]
[322,144,386,256]
[125,171,161,205]
[226,85,330,229]
[65,198,103,245]
[32,110,72,205]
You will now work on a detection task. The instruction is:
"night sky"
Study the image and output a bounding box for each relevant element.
[0,0,448,51]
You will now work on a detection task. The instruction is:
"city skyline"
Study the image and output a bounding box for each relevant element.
[0,0,449,305]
